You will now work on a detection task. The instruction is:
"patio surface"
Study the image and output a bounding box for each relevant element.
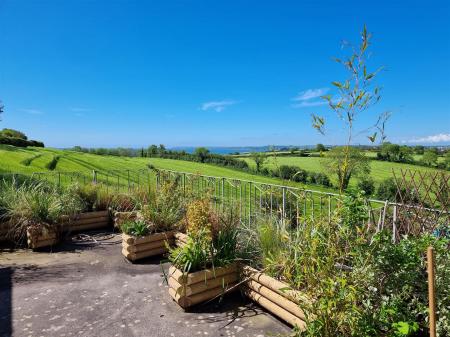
[0,232,291,337]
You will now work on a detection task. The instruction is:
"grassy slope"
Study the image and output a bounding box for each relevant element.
[241,155,444,186]
[0,145,333,192]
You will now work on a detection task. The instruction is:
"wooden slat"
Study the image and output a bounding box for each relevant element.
[122,231,175,245]
[122,247,168,261]
[246,279,306,320]
[123,238,172,253]
[168,263,238,285]
[169,282,237,309]
[243,287,306,329]
[168,272,238,296]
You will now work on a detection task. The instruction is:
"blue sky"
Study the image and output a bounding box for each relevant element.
[0,0,449,148]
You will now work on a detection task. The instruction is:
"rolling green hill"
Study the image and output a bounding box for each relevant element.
[0,145,333,192]
[240,154,445,187]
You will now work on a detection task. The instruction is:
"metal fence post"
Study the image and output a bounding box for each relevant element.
[92,170,97,184]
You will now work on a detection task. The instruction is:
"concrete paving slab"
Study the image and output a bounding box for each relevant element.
[0,233,291,337]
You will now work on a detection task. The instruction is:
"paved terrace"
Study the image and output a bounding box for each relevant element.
[0,232,290,337]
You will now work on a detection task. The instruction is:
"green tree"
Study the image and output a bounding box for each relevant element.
[323,146,370,191]
[0,128,27,140]
[250,152,267,172]
[194,147,210,163]
[316,143,327,152]
[311,26,387,192]
[422,150,438,166]
[148,145,158,156]
[414,145,425,155]
[445,151,450,170]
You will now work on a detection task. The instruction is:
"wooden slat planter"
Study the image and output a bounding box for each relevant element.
[113,211,140,230]
[67,210,110,232]
[174,232,188,248]
[168,263,238,309]
[241,265,307,330]
[26,226,59,250]
[122,231,175,261]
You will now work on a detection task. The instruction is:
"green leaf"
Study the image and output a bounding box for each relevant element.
[332,81,342,88]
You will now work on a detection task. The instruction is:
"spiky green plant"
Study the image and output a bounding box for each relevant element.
[121,220,150,236]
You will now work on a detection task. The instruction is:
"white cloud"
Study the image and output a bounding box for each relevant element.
[291,88,329,108]
[292,88,329,102]
[21,108,43,115]
[292,100,329,108]
[404,133,450,144]
[201,100,237,112]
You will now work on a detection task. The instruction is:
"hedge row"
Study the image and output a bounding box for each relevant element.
[0,136,44,148]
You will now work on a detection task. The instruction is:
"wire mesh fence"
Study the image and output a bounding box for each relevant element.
[1,168,447,237]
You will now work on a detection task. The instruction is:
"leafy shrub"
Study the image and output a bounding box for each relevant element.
[45,155,60,170]
[68,183,114,211]
[0,135,44,147]
[376,178,398,201]
[245,190,450,337]
[121,220,149,236]
[185,198,216,236]
[357,177,375,196]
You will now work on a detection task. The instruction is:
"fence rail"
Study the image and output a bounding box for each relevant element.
[1,168,447,239]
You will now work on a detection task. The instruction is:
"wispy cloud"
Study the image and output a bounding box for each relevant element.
[201,100,237,112]
[291,88,330,108]
[292,88,329,102]
[403,133,450,144]
[20,108,44,115]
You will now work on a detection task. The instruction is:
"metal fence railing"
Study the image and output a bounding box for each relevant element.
[1,168,447,239]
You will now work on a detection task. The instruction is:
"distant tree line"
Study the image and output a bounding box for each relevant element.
[0,128,44,148]
[377,142,449,170]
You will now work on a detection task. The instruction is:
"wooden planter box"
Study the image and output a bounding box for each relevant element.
[26,226,59,249]
[113,211,140,230]
[122,231,175,261]
[241,265,307,329]
[174,232,187,248]
[168,263,238,309]
[67,210,110,232]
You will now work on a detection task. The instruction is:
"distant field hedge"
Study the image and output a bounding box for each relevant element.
[0,136,44,148]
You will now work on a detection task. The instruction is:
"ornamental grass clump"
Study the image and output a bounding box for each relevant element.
[140,180,185,233]
[168,200,240,274]
[67,183,114,212]
[3,181,84,242]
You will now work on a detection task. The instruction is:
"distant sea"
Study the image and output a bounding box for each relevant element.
[169,145,315,155]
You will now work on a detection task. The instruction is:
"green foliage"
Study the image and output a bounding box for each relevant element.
[68,183,113,211]
[357,177,375,196]
[0,128,27,140]
[250,152,267,172]
[0,135,44,148]
[316,144,327,152]
[247,191,450,337]
[121,220,149,236]
[422,150,438,167]
[169,207,240,273]
[323,146,370,191]
[45,155,60,170]
[377,143,413,163]
[194,147,210,163]
[376,178,398,201]
[140,181,185,233]
[2,181,84,240]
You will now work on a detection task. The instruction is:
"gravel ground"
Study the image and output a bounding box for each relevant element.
[0,232,291,337]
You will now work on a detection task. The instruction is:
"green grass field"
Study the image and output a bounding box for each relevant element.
[1,145,446,193]
[0,145,333,192]
[240,154,445,187]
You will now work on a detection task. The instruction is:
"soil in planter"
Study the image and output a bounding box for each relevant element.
[168,263,238,309]
[122,231,175,261]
